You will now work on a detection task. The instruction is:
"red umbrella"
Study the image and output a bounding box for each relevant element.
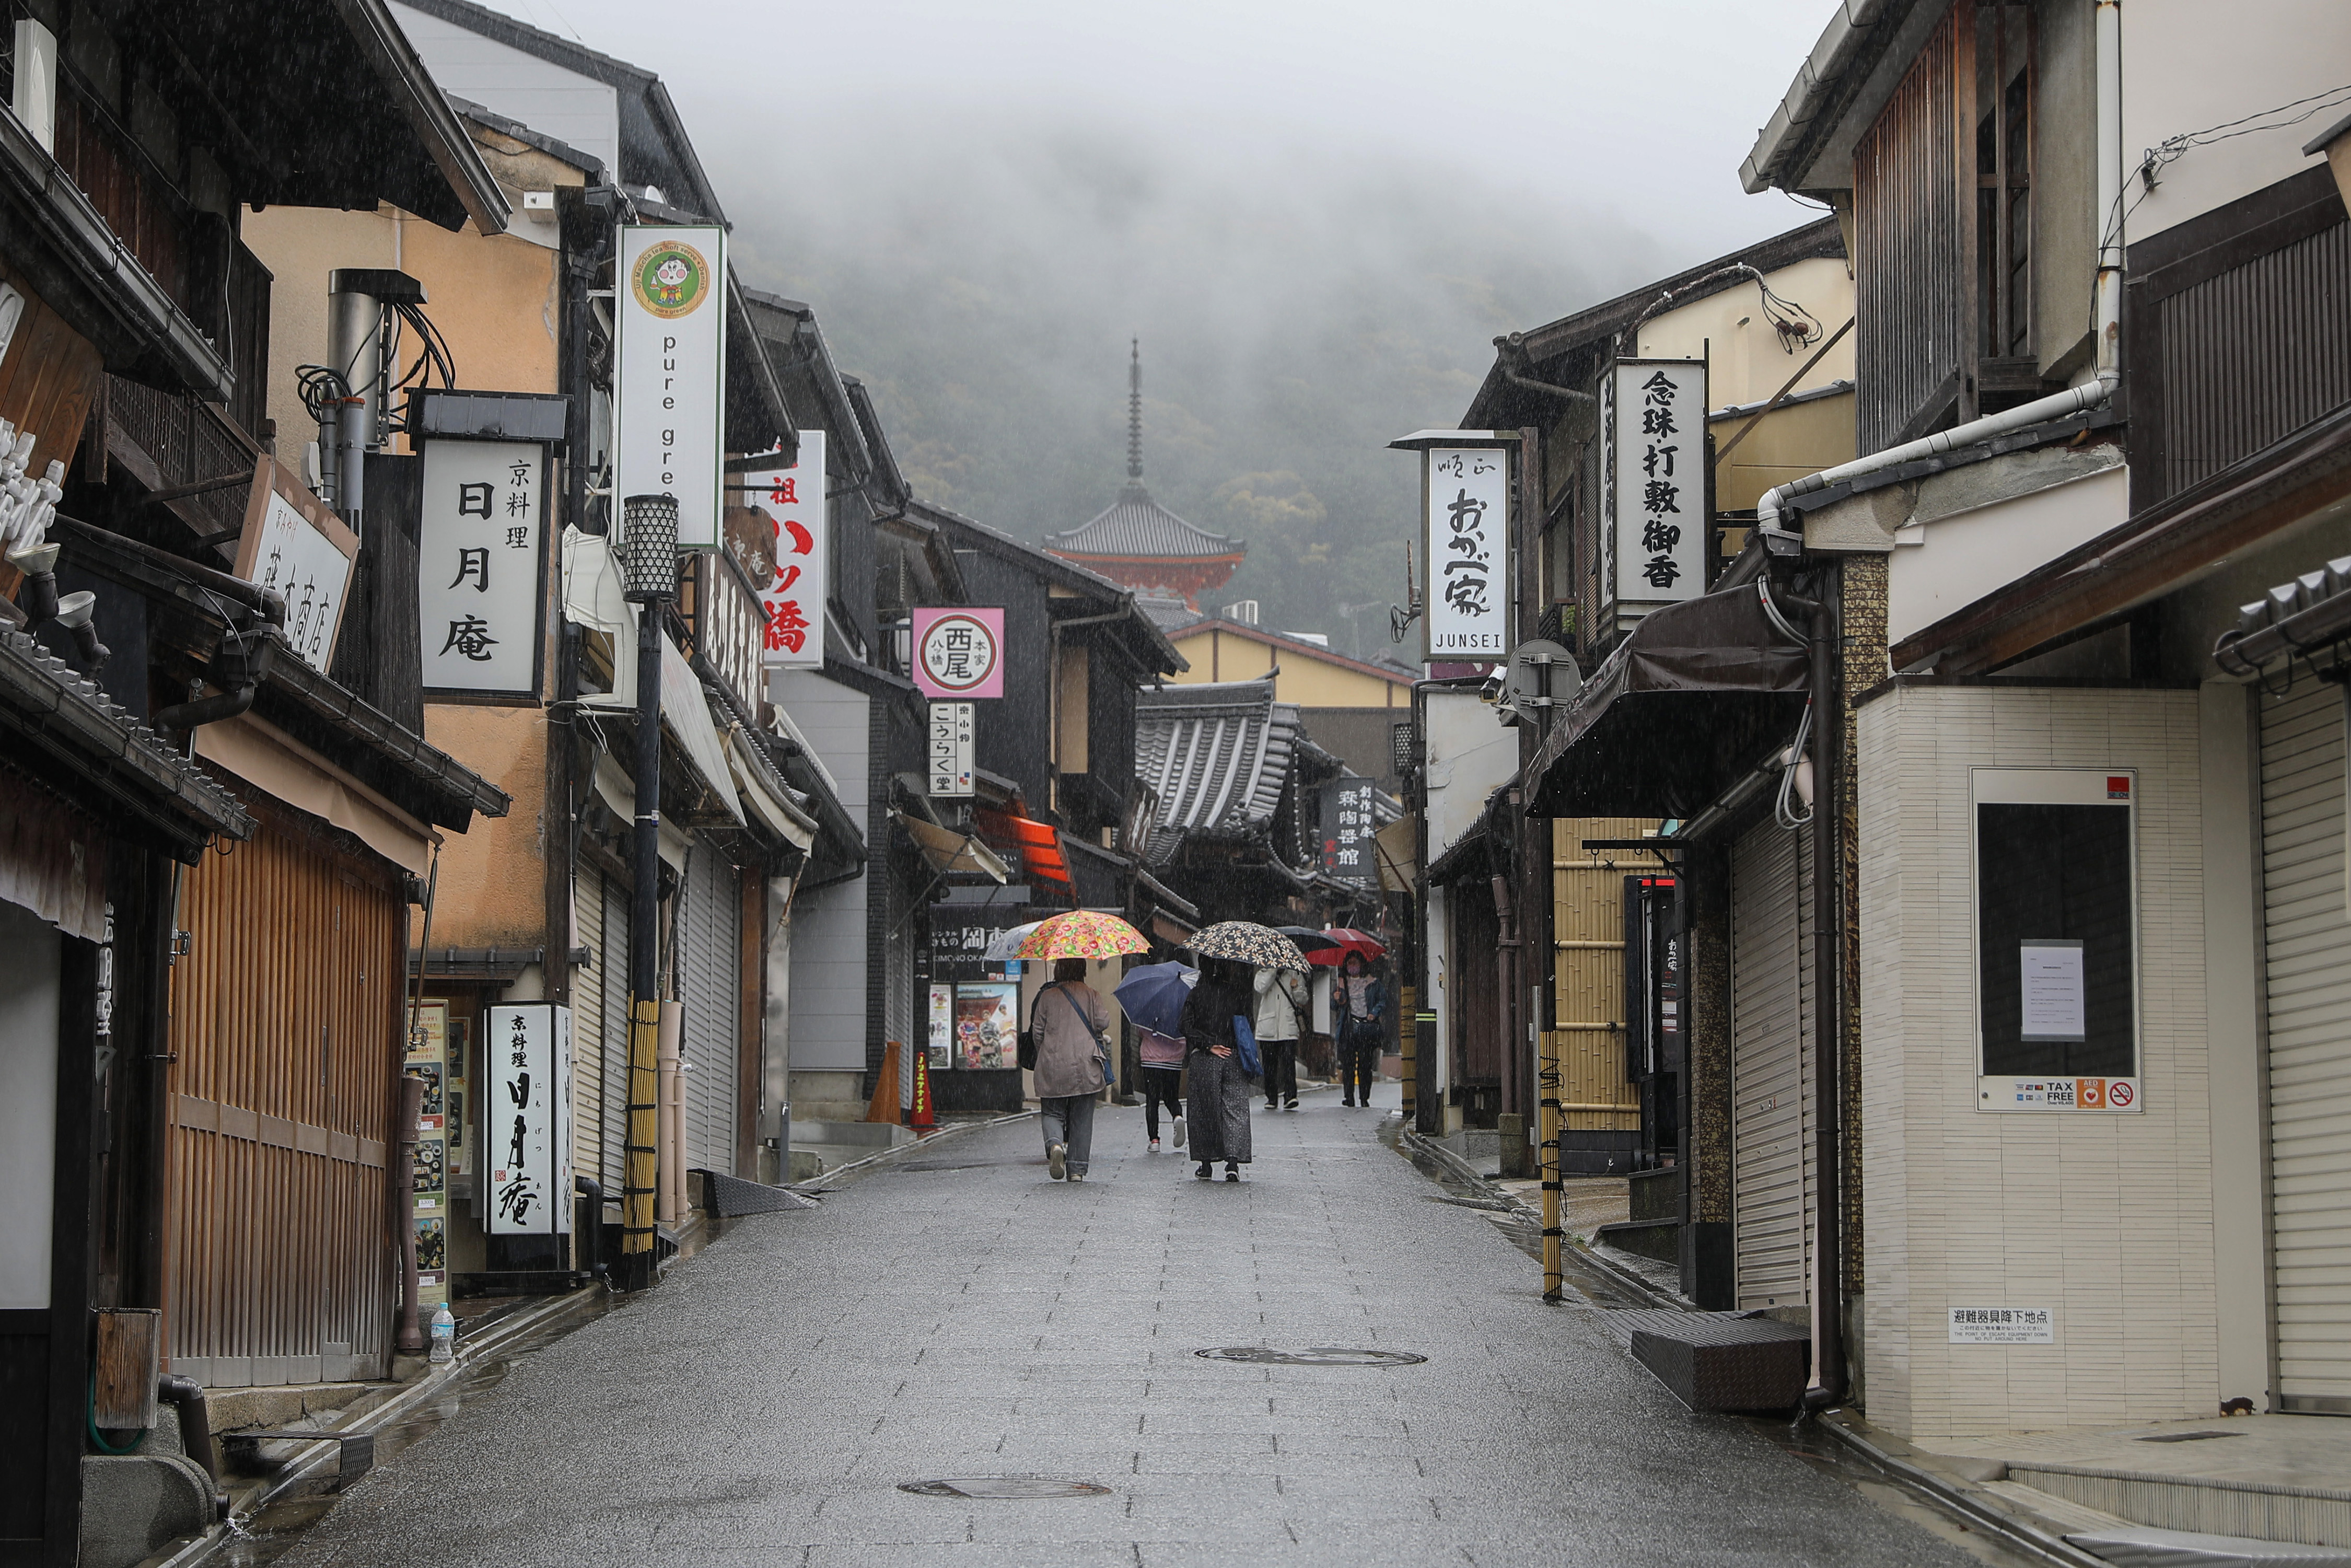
[1316,928,1385,967]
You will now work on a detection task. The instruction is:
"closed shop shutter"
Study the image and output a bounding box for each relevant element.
[680,843,741,1178]
[1730,816,1814,1311]
[574,867,607,1184]
[2260,678,2351,1411]
[599,870,632,1191]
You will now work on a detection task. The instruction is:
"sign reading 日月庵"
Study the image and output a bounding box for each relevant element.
[417,437,547,696]
[483,1003,572,1238]
[615,226,726,550]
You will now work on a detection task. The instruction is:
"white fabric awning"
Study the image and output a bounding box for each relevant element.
[562,527,638,710]
[661,638,743,826]
[727,726,816,850]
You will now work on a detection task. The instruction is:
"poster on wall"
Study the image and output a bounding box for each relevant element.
[615,225,726,549]
[927,984,955,1071]
[953,982,1021,1070]
[1418,442,1511,662]
[1607,358,1708,622]
[744,428,825,668]
[483,1003,574,1236]
[234,456,358,675]
[417,437,549,698]
[405,1002,450,1305]
[912,607,1005,700]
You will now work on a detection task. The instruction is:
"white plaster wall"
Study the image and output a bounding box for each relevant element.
[2123,0,2351,243]
[774,669,869,1073]
[1856,684,2214,1439]
[1423,690,1518,860]
[1887,467,2128,646]
[1634,254,1857,409]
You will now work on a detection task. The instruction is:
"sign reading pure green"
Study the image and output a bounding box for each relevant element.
[616,226,726,549]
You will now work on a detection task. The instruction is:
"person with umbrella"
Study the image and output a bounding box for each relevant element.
[1178,921,1307,1180]
[1114,960,1195,1152]
[1252,963,1307,1112]
[1336,950,1388,1109]
[1015,912,1145,1183]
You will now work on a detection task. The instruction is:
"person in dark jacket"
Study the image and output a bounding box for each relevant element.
[1179,958,1256,1181]
[1335,953,1387,1108]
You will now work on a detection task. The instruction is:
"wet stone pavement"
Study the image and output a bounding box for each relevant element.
[279,1085,1989,1567]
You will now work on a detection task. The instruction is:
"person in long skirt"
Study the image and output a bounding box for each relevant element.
[1179,958,1257,1181]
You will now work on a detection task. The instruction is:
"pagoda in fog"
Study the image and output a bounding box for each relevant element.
[1044,342,1244,611]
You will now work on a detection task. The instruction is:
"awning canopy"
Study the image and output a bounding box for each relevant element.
[895,812,1011,883]
[979,806,1073,889]
[1527,579,1809,819]
[1373,816,1417,893]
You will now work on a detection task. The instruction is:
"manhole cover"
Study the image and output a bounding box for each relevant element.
[1194,1346,1427,1366]
[898,1478,1113,1499]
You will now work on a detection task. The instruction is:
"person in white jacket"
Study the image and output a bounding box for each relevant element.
[1252,965,1307,1112]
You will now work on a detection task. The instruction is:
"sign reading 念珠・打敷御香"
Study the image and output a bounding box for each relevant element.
[1607,358,1708,623]
[615,225,726,549]
[1421,444,1511,661]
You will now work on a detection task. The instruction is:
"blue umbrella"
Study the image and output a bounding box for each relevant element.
[1113,960,1198,1037]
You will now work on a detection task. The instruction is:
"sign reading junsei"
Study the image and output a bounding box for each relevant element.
[912,607,1004,699]
[615,226,726,549]
[1607,358,1708,622]
[1421,445,1510,661]
[746,428,825,669]
[483,1003,573,1237]
[417,437,547,697]
[929,701,974,796]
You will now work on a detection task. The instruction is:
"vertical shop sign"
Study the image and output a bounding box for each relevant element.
[929,701,975,796]
[1419,445,1511,661]
[1608,359,1707,619]
[484,1004,574,1236]
[912,607,1005,699]
[615,226,726,549]
[747,429,825,668]
[235,457,358,674]
[417,437,548,696]
[1321,778,1377,887]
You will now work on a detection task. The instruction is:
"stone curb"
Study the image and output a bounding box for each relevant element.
[1815,1411,2116,1568]
[791,1108,1037,1191]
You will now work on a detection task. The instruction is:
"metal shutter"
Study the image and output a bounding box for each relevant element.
[573,868,607,1184]
[599,870,632,1191]
[680,844,741,1178]
[1730,816,1814,1310]
[2260,677,2351,1411]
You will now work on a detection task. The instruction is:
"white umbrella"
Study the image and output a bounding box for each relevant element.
[983,921,1045,961]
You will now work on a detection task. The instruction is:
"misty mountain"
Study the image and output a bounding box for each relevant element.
[723,113,1670,647]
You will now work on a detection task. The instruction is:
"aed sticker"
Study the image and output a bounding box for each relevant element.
[1949,1306,2054,1344]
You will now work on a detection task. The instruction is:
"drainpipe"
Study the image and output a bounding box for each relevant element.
[1755,4,2124,548]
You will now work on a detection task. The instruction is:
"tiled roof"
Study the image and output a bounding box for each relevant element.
[1133,679,1301,866]
[1046,484,1242,560]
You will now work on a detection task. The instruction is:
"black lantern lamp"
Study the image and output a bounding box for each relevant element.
[621,492,680,605]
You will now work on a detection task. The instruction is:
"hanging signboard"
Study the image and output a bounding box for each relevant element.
[911,607,1005,699]
[1418,442,1511,663]
[1321,777,1377,887]
[234,455,358,675]
[482,1003,573,1236]
[743,428,825,669]
[615,225,726,549]
[416,436,549,698]
[1607,358,1708,623]
[929,700,975,796]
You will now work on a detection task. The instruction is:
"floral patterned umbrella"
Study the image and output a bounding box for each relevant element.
[1012,910,1150,960]
[1183,919,1312,973]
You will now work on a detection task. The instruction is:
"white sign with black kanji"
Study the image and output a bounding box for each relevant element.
[1609,358,1707,617]
[482,1003,572,1236]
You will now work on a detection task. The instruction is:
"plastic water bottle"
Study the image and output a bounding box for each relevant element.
[428,1302,455,1364]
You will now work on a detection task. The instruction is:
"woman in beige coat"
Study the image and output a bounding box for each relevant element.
[1030,957,1112,1181]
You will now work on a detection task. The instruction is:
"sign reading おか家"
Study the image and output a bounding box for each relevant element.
[1421,445,1510,661]
[911,607,1005,700]
[615,226,726,549]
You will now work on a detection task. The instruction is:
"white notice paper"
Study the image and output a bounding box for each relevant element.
[2019,939,2086,1041]
[1949,1307,2054,1344]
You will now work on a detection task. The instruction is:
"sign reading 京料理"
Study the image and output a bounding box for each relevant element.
[929,701,974,796]
[911,607,1005,699]
[1421,445,1509,661]
[1948,1307,2054,1345]
[483,1003,573,1237]
[615,225,726,549]
[1608,358,1707,622]
[1321,778,1377,887]
[417,437,547,697]
[234,456,358,675]
[744,428,825,669]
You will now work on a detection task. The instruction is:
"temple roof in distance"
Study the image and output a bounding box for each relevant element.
[1046,339,1244,563]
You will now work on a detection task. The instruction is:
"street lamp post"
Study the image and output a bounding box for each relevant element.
[615,493,678,1292]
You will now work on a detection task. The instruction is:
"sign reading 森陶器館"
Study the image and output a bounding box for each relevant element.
[1947,1306,2054,1345]
[615,226,726,549]
[417,438,547,696]
[1422,445,1510,662]
[234,456,358,675]
[743,429,825,669]
[911,607,1005,700]
[929,701,974,796]
[1321,778,1377,887]
[1608,358,1707,623]
[483,1003,573,1237]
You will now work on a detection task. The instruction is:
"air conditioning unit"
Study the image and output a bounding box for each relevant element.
[1221,600,1259,625]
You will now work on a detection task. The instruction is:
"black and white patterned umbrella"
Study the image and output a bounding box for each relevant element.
[1184,920,1312,973]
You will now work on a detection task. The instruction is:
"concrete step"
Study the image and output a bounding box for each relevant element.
[1595,1216,1680,1264]
[2009,1461,2351,1553]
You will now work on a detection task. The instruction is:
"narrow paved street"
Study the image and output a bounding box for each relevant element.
[281,1091,1978,1567]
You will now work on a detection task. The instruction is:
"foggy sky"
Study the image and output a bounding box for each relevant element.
[476,0,1835,639]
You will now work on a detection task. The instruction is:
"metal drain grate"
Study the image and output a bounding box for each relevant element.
[1195,1346,1428,1366]
[899,1478,1114,1499]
